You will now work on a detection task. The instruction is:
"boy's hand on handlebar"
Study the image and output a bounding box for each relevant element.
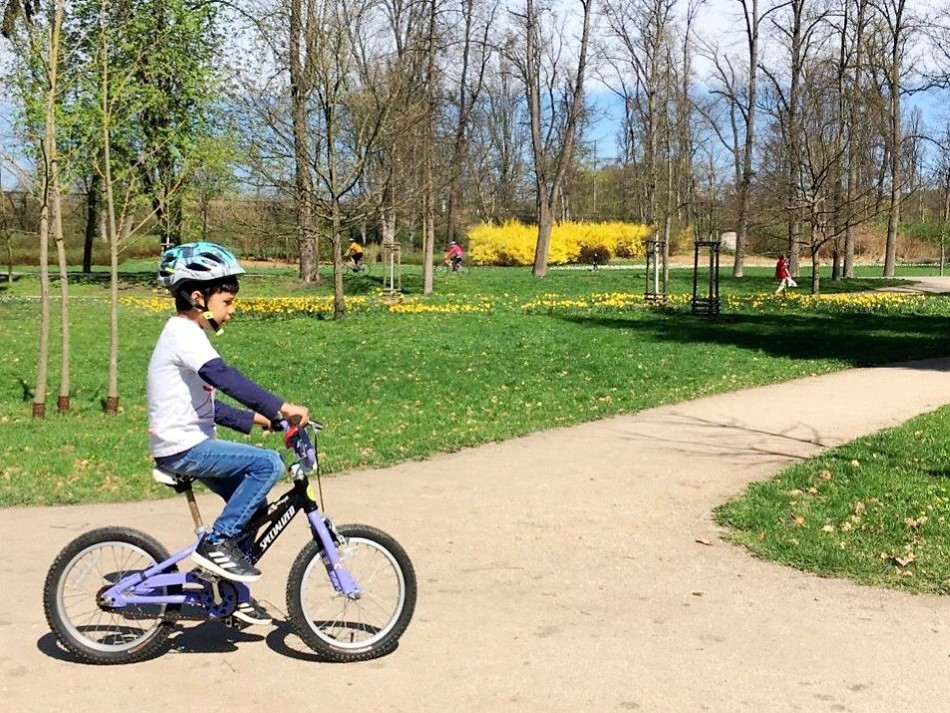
[253,412,276,432]
[280,402,310,427]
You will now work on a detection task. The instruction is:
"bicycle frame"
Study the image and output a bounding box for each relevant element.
[100,425,361,615]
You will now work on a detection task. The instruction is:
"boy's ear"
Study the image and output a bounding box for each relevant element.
[189,289,205,307]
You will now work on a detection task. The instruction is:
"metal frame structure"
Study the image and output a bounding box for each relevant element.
[691,240,721,316]
[382,242,402,294]
[644,238,668,303]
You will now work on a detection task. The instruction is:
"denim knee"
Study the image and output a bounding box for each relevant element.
[262,449,285,484]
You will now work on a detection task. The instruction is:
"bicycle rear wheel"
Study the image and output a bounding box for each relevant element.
[43,527,178,664]
[434,263,449,277]
[286,524,416,662]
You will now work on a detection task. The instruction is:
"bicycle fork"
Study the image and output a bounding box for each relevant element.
[308,511,362,600]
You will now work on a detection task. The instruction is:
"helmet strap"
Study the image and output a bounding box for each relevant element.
[180,287,224,336]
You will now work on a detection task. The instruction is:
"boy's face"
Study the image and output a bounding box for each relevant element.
[194,289,237,330]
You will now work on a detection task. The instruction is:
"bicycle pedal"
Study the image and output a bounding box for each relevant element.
[190,566,220,582]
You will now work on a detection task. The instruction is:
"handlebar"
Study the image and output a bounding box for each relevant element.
[275,416,323,472]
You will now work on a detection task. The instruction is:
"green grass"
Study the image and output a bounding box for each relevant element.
[716,406,950,594]
[0,263,946,511]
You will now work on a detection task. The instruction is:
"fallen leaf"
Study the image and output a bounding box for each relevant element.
[695,539,713,546]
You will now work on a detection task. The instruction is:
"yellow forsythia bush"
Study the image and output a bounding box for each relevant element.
[466,220,652,266]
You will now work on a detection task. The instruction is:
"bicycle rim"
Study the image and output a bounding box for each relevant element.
[55,541,168,654]
[299,536,407,651]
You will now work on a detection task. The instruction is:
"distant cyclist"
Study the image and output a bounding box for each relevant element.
[444,240,464,272]
[345,239,365,271]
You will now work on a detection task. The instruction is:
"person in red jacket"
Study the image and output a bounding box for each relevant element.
[444,241,464,272]
[774,254,797,293]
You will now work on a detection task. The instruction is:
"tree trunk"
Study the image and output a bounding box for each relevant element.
[423,0,438,295]
[34,195,51,420]
[883,75,901,275]
[843,0,867,279]
[82,173,99,273]
[101,0,120,415]
[33,0,65,420]
[52,160,70,414]
[786,0,804,277]
[533,197,553,277]
[332,199,345,321]
[290,0,317,283]
[734,0,759,279]
[882,0,906,277]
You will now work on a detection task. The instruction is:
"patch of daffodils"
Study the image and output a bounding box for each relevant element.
[122,289,942,321]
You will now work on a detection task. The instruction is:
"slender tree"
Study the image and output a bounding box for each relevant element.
[2,0,68,419]
[870,0,912,277]
[510,0,593,277]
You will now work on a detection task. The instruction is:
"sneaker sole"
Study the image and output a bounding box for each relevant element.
[191,552,261,583]
[232,609,272,626]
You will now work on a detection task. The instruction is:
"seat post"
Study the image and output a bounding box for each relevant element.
[184,489,204,531]
[153,468,206,533]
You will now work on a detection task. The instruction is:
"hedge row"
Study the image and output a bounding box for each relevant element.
[466,220,653,266]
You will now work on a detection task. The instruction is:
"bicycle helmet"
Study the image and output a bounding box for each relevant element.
[158,242,244,290]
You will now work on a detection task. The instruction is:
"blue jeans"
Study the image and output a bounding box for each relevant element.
[159,439,285,539]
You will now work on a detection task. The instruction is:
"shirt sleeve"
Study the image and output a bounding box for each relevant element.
[198,358,285,419]
[213,401,255,434]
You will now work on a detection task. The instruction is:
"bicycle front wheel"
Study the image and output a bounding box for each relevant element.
[286,524,416,662]
[43,527,178,664]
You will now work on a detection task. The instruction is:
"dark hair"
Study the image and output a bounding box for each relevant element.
[174,276,240,313]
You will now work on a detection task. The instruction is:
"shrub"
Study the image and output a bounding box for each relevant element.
[578,244,611,265]
[466,220,652,266]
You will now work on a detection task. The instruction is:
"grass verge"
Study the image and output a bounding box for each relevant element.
[716,405,950,594]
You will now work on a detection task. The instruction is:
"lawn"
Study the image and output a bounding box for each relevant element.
[1,262,948,515]
[716,405,950,594]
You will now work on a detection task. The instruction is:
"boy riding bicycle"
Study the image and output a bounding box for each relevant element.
[147,242,310,624]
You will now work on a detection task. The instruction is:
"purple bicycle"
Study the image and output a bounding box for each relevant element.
[42,420,416,664]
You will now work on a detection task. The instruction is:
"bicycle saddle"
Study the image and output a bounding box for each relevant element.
[152,468,195,493]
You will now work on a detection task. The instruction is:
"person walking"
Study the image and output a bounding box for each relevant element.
[775,254,797,294]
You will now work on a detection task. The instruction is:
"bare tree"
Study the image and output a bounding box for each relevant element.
[289,0,317,282]
[436,0,496,291]
[839,0,871,278]
[2,0,67,419]
[470,55,530,223]
[508,0,592,277]
[308,0,394,319]
[730,0,762,277]
[761,0,830,277]
[869,0,914,277]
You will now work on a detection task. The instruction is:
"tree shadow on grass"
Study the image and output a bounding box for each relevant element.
[552,310,950,369]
